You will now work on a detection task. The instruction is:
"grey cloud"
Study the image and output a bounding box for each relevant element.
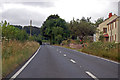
[21,2,54,8]
[118,1,120,16]
[2,8,46,27]
[2,0,56,3]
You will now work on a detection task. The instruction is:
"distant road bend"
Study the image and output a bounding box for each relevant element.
[10,45,119,79]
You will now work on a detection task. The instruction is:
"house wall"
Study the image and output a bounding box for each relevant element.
[118,17,120,43]
[107,17,120,43]
[108,20,118,42]
[96,14,118,42]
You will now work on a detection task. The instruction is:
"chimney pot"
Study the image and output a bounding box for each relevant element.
[109,13,112,18]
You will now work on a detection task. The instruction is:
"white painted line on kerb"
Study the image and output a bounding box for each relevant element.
[10,46,41,79]
[86,71,99,80]
[70,59,76,64]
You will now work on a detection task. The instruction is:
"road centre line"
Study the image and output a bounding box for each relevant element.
[63,54,66,57]
[70,59,76,64]
[10,46,41,79]
[86,71,99,80]
[63,47,119,64]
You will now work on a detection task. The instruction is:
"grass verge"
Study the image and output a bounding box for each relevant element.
[55,42,120,62]
[2,40,40,78]
[82,42,120,62]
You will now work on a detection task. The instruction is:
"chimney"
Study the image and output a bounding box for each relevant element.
[109,13,112,18]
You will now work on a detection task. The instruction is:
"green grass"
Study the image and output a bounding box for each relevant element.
[82,42,120,62]
[57,42,120,62]
[2,40,40,78]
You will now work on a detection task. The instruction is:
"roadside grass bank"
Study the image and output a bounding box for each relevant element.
[82,42,120,62]
[2,40,40,78]
[56,41,120,63]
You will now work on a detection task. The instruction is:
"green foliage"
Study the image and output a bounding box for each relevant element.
[28,34,42,44]
[95,17,104,27]
[41,14,70,44]
[23,26,41,36]
[99,35,104,42]
[61,39,71,46]
[55,35,62,44]
[69,17,96,40]
[76,40,84,44]
[1,20,28,41]
[82,42,119,62]
[99,32,104,42]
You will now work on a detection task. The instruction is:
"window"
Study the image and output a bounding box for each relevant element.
[112,35,113,41]
[115,34,116,42]
[103,28,107,33]
[110,24,111,30]
[110,36,111,42]
[110,36,113,42]
[112,23,113,29]
[108,25,109,31]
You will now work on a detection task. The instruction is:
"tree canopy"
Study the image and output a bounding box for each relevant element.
[1,20,28,41]
[41,14,70,44]
[95,17,104,27]
[69,17,96,40]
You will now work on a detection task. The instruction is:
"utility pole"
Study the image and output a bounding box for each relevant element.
[30,20,32,37]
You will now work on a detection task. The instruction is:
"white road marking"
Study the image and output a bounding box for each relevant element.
[10,46,41,79]
[70,59,76,64]
[60,51,61,53]
[81,52,119,64]
[69,49,119,64]
[86,71,99,80]
[57,49,58,51]
[63,54,66,57]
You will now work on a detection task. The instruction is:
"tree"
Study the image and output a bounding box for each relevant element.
[12,25,22,30]
[95,18,104,27]
[41,14,70,44]
[23,26,41,36]
[55,35,62,44]
[69,17,96,41]
[2,20,28,41]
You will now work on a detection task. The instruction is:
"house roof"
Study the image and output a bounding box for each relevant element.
[99,14,117,26]
[107,16,120,25]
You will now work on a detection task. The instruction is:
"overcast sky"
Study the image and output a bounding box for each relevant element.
[0,0,119,27]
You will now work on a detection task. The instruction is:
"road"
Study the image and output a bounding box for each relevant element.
[11,45,119,79]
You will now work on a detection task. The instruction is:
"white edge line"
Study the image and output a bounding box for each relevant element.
[54,46,119,64]
[86,71,99,80]
[10,46,41,79]
[60,46,119,64]
[80,52,119,64]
